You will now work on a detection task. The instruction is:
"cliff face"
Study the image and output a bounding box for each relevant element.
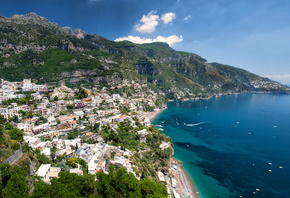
[0,12,288,97]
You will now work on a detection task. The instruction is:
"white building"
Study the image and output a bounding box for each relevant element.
[160,141,171,150]
[36,164,51,180]
[22,79,33,91]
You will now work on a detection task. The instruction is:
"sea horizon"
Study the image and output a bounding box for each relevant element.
[152,93,290,197]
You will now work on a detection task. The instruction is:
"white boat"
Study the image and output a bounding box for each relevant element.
[156,125,163,127]
[158,128,164,131]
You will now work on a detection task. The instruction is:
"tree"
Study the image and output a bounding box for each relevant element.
[139,179,168,197]
[0,115,7,124]
[76,88,88,99]
[4,122,13,130]
[81,174,97,197]
[32,180,51,198]
[93,123,100,132]
[0,164,11,189]
[9,128,24,142]
[12,115,19,122]
[37,153,50,164]
[0,124,4,143]
[66,104,74,109]
[51,146,56,161]
[67,158,78,168]
[1,173,30,198]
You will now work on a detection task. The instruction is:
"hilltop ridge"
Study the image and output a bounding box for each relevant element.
[0,12,288,99]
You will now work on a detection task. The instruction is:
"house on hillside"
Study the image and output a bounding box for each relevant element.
[35,164,61,183]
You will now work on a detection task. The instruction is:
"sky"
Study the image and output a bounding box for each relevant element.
[1,0,290,84]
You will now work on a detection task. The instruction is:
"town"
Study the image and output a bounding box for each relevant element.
[0,78,193,198]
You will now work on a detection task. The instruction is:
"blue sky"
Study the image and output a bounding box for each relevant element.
[1,0,290,84]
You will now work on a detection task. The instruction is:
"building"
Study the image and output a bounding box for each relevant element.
[22,79,33,91]
[160,141,171,150]
[35,164,61,183]
[36,164,51,180]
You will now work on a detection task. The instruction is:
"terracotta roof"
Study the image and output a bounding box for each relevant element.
[119,115,128,118]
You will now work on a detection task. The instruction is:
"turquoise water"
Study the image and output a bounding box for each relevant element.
[152,93,290,198]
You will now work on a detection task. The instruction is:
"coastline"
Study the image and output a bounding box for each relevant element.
[148,107,202,198]
[145,108,165,121]
[172,157,202,198]
[180,165,202,198]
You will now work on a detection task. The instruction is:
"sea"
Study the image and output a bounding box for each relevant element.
[152,93,290,198]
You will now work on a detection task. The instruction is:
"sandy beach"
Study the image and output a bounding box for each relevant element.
[145,108,164,121]
[147,108,202,198]
[180,166,202,198]
[172,158,202,198]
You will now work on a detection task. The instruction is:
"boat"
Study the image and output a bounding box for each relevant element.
[268,162,272,165]
[279,166,283,169]
[158,128,164,131]
[156,125,163,127]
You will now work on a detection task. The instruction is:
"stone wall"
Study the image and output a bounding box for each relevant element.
[2,146,23,165]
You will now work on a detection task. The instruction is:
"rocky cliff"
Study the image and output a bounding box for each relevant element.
[0,12,288,98]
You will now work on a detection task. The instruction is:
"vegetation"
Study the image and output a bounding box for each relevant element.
[0,164,30,198]
[99,120,172,181]
[0,115,24,163]
[31,168,167,198]
[75,88,88,99]
[0,12,287,99]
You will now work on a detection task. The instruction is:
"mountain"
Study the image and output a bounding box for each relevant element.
[0,12,288,99]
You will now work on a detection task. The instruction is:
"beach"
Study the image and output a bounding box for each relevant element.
[171,158,201,198]
[148,108,201,198]
[145,108,164,121]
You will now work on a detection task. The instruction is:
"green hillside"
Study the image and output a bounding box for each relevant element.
[0,12,288,99]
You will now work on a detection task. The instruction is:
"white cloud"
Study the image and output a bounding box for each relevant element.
[115,35,183,47]
[153,35,183,46]
[135,11,159,33]
[183,15,191,21]
[161,12,176,24]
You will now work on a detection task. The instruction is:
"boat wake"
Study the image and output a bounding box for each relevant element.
[187,122,206,127]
